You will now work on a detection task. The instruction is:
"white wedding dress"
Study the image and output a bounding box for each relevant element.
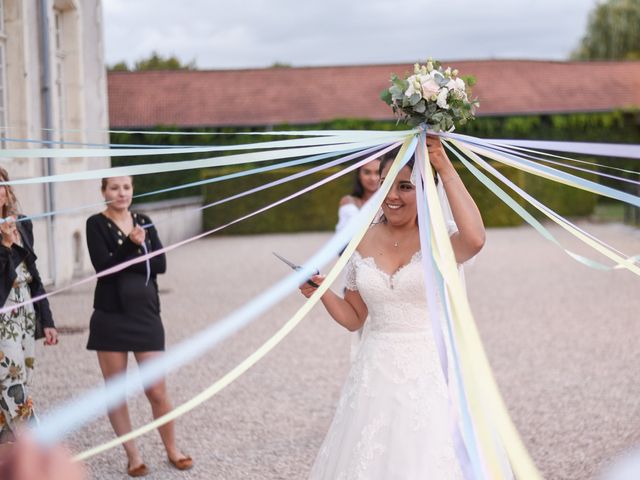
[309,249,463,480]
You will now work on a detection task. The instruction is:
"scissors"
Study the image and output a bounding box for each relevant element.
[272,252,320,288]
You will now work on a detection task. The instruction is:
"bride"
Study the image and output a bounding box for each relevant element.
[300,135,485,479]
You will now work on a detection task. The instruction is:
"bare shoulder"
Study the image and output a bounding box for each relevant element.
[339,195,357,207]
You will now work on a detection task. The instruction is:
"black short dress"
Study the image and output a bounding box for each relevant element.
[85,212,166,352]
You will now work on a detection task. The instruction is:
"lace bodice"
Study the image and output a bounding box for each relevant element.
[344,250,441,334]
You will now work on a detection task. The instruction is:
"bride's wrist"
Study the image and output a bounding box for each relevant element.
[439,167,460,184]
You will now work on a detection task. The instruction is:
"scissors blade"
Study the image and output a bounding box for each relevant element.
[272,251,299,270]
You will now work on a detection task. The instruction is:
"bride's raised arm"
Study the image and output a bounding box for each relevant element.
[426,135,486,263]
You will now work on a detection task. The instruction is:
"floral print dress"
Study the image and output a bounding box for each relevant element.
[0,252,36,437]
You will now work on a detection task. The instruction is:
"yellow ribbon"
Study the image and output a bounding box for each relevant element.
[453,139,640,276]
[422,137,543,480]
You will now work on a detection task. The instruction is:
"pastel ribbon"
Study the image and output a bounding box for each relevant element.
[0,144,401,317]
[422,143,543,480]
[34,136,417,448]
[442,140,640,273]
[0,125,416,137]
[0,136,409,185]
[469,140,640,176]
[441,132,640,160]
[72,138,416,461]
[448,139,640,275]
[459,141,640,208]
[414,132,481,480]
[4,125,633,479]
[7,146,370,224]
[478,141,640,186]
[0,130,409,159]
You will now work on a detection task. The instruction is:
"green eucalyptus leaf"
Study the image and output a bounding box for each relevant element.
[408,93,422,106]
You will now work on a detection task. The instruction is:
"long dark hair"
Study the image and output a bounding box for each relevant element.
[378,151,414,176]
[349,165,369,199]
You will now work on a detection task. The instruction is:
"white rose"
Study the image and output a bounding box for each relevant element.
[436,88,449,109]
[426,61,434,72]
[452,69,459,76]
[429,70,443,82]
[445,77,468,101]
[405,77,422,99]
[444,67,452,76]
[414,63,421,74]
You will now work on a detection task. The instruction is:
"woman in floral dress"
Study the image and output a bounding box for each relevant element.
[0,167,58,443]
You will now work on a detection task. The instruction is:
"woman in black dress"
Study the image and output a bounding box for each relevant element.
[86,176,191,477]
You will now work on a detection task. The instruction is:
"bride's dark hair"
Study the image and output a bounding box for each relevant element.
[377,148,438,185]
[378,150,414,175]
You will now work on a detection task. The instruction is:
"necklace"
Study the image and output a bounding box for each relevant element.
[390,225,418,248]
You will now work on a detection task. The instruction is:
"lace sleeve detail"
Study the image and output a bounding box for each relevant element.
[344,258,358,291]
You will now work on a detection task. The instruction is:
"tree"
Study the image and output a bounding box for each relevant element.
[109,61,130,72]
[270,62,292,68]
[108,51,197,72]
[572,0,640,60]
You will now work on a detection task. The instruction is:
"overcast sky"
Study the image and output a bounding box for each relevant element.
[103,0,596,70]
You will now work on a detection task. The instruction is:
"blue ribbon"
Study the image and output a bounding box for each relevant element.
[8,146,372,224]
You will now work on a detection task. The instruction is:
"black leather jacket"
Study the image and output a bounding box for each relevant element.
[0,216,55,339]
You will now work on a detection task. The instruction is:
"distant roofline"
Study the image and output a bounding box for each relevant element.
[106,58,640,76]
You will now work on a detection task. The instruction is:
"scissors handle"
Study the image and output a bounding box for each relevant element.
[306,278,320,288]
[294,266,320,288]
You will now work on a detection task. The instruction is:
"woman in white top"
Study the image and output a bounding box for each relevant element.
[335,159,381,233]
[335,159,381,360]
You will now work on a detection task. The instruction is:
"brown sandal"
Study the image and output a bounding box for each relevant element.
[169,455,193,471]
[127,462,149,477]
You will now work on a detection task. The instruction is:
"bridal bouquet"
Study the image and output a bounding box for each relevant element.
[380,59,479,131]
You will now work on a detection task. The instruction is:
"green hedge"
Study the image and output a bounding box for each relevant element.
[521,170,598,218]
[111,110,639,228]
[201,162,593,234]
[202,166,352,234]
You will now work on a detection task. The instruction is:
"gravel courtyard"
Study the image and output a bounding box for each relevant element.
[32,222,640,480]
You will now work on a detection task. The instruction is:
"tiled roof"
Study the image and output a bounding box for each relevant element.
[108,60,640,128]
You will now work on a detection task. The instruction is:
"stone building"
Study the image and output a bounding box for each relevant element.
[1,0,109,285]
